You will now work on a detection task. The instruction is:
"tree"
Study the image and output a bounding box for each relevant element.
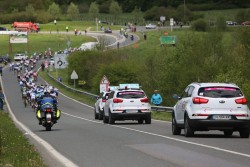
[132,6,143,20]
[48,2,61,19]
[25,4,35,21]
[67,2,79,20]
[109,0,122,15]
[89,2,99,17]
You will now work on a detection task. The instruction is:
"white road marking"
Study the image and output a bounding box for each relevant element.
[63,112,250,159]
[1,78,79,167]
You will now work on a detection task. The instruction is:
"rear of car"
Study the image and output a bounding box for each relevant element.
[104,87,151,124]
[189,84,250,129]
[173,83,250,138]
[94,91,110,120]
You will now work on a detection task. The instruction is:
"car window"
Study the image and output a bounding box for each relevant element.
[117,91,145,99]
[109,91,115,99]
[99,92,104,98]
[102,93,110,99]
[181,86,190,98]
[198,87,243,98]
[187,86,195,97]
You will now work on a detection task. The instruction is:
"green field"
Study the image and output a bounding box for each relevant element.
[0,33,96,58]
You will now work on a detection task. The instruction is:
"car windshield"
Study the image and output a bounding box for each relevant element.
[117,91,145,99]
[198,87,243,98]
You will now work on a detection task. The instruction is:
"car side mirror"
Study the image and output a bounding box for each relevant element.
[172,94,181,100]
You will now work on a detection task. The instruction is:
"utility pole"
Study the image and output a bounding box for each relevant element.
[184,0,186,22]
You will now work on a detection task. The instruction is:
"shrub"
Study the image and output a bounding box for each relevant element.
[191,19,208,31]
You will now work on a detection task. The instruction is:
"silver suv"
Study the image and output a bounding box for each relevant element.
[172,82,250,138]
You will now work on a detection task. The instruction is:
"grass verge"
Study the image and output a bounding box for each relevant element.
[0,112,46,167]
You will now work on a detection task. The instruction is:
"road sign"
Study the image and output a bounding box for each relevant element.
[78,80,86,85]
[100,75,110,84]
[170,18,174,26]
[71,70,78,79]
[54,53,68,69]
[100,75,110,93]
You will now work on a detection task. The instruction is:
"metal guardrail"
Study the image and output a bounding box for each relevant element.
[151,106,173,113]
[47,72,173,112]
[47,72,98,99]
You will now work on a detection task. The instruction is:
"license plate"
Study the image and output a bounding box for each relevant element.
[126,110,138,113]
[46,113,52,119]
[212,115,231,120]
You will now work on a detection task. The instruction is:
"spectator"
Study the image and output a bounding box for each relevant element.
[0,90,4,110]
[58,76,62,82]
[143,33,147,40]
[117,42,120,49]
[0,66,3,76]
[151,90,162,106]
[54,19,57,25]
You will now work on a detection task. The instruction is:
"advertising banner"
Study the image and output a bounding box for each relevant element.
[10,32,28,43]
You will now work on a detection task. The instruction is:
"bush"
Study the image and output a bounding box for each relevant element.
[191,19,209,32]
[36,11,53,23]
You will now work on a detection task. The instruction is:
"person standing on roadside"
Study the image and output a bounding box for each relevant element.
[0,65,3,76]
[151,90,162,106]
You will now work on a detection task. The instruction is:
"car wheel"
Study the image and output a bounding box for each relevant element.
[145,115,151,124]
[184,114,194,137]
[94,109,99,119]
[223,130,233,137]
[98,108,103,120]
[172,112,181,135]
[103,113,108,124]
[108,111,115,124]
[239,129,250,138]
[138,119,143,124]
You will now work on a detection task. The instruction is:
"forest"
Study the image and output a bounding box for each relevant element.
[0,0,249,13]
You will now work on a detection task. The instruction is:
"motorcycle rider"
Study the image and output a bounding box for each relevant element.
[36,90,59,125]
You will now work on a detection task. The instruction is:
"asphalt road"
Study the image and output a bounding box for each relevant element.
[2,65,250,167]
[1,31,250,167]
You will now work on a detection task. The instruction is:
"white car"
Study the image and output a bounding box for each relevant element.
[94,91,110,120]
[78,42,98,51]
[145,24,157,29]
[103,84,151,124]
[172,82,250,138]
[14,53,28,61]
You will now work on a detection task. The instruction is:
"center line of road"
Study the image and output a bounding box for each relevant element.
[63,112,250,159]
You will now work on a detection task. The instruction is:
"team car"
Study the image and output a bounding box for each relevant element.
[14,53,28,61]
[103,84,151,124]
[172,82,250,138]
[145,23,157,29]
[94,91,111,120]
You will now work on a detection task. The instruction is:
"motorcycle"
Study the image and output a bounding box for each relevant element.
[36,103,61,131]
